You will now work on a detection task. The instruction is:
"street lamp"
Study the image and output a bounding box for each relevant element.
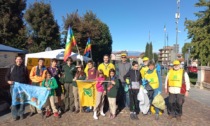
[175,0,180,57]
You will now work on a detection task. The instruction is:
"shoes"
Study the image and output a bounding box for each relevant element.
[53,112,60,118]
[93,111,98,120]
[111,114,116,119]
[133,113,139,120]
[29,112,35,117]
[155,114,159,120]
[130,113,135,120]
[109,113,113,119]
[57,107,63,114]
[45,110,51,117]
[39,113,44,119]
[20,115,24,120]
[176,116,182,122]
[85,108,92,113]
[74,110,79,114]
[100,111,105,116]
[167,115,173,119]
[12,117,18,121]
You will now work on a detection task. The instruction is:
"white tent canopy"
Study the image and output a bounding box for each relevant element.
[25,49,91,66]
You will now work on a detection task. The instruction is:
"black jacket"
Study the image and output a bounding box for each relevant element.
[5,64,29,84]
[123,69,142,83]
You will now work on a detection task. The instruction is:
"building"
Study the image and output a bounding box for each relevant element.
[158,44,181,65]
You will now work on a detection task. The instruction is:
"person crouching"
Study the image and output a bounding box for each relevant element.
[42,71,60,118]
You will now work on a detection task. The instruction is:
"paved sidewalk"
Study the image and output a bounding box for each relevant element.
[1,77,210,126]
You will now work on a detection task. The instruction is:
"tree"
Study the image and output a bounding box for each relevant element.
[144,43,149,58]
[154,53,158,63]
[0,0,27,49]
[63,11,112,63]
[149,42,153,60]
[24,1,60,53]
[185,0,210,66]
[144,42,153,60]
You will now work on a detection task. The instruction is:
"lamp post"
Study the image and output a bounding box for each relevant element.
[175,0,180,57]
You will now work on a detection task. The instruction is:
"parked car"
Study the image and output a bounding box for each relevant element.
[187,66,198,73]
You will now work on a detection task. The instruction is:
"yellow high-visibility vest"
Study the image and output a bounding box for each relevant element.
[145,69,159,89]
[140,66,149,79]
[168,69,184,87]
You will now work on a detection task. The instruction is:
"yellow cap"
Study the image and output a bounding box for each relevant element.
[143,57,149,61]
[121,53,127,56]
[173,60,180,65]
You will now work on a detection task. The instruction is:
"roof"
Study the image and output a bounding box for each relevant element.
[0,44,26,53]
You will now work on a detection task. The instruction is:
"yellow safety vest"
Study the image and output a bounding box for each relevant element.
[145,69,159,89]
[140,66,149,79]
[168,69,184,87]
[97,63,115,77]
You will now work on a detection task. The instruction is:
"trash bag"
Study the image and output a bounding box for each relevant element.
[152,94,166,110]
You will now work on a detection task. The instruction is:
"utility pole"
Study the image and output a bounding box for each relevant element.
[164,25,166,66]
[175,0,180,58]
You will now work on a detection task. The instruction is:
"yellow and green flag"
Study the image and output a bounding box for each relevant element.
[76,80,96,106]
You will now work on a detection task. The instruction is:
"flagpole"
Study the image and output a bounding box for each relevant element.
[75,43,83,66]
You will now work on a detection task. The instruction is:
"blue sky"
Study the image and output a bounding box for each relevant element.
[27,0,201,52]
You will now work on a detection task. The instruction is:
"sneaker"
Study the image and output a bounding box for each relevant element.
[57,107,63,114]
[100,112,105,116]
[109,113,113,119]
[130,113,135,120]
[93,112,98,120]
[133,114,139,120]
[20,115,24,120]
[176,116,182,122]
[45,110,51,117]
[155,114,159,120]
[74,110,79,114]
[12,117,18,121]
[53,112,60,118]
[39,113,44,119]
[111,114,116,119]
[167,115,173,119]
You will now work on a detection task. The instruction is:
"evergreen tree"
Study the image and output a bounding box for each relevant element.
[185,0,210,65]
[24,1,60,53]
[0,0,27,49]
[63,11,112,63]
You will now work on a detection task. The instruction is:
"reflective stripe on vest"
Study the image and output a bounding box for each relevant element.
[145,69,159,89]
[168,69,183,87]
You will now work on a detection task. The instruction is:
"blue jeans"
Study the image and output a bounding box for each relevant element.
[10,86,25,118]
[122,82,130,108]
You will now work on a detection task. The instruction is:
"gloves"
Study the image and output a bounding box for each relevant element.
[126,79,130,84]
[142,79,148,87]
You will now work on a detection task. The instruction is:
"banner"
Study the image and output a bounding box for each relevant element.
[76,80,96,106]
[12,82,50,109]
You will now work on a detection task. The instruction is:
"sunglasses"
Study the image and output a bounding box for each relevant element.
[121,57,126,58]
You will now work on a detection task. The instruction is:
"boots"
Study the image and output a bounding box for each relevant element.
[93,111,98,120]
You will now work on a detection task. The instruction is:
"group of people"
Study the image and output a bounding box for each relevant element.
[5,52,190,122]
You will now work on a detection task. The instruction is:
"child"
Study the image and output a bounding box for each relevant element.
[93,70,106,120]
[144,61,162,120]
[72,65,86,114]
[124,61,142,120]
[104,69,119,119]
[42,71,59,118]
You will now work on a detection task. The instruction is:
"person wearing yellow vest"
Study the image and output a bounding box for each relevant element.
[97,54,115,77]
[165,60,190,122]
[144,61,162,120]
[140,57,149,79]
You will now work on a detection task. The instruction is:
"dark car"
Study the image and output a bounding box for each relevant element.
[187,66,198,73]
